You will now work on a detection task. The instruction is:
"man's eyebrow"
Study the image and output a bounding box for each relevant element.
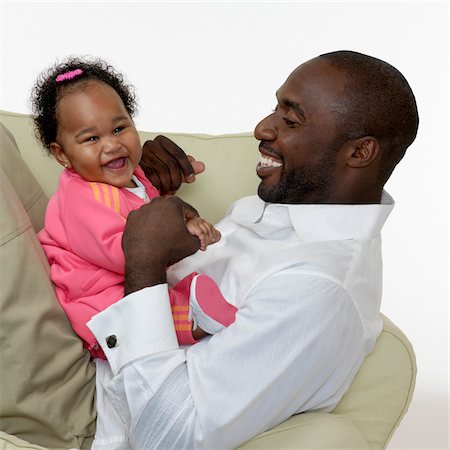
[281,98,306,120]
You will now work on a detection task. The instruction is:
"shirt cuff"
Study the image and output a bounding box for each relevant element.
[87,284,179,375]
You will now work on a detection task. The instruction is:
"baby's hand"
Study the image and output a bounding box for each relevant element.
[186,217,221,251]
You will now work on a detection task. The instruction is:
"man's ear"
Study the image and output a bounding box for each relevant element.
[346,137,380,168]
[50,142,71,168]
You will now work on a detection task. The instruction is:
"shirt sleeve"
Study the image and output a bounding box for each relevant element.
[88,272,366,450]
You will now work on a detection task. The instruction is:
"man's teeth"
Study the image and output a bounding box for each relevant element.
[260,155,282,168]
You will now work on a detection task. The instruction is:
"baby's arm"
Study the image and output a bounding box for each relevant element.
[186,217,221,251]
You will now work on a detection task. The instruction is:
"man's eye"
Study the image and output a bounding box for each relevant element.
[283,118,299,127]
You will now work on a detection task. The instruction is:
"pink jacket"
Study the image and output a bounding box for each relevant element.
[38,167,159,358]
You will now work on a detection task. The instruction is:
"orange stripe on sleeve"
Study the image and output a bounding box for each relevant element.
[88,182,126,221]
[101,184,111,208]
[111,186,121,214]
[89,182,102,203]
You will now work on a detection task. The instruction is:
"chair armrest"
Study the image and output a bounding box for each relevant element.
[238,412,369,449]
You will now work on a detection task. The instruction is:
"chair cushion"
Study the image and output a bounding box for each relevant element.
[0,431,48,450]
[0,123,96,450]
[238,412,369,449]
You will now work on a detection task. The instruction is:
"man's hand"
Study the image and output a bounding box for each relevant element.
[140,135,205,195]
[123,196,201,295]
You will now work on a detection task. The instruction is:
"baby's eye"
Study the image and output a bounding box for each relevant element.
[86,136,99,142]
[113,126,125,134]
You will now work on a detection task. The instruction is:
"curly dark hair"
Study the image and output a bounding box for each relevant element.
[31,56,137,151]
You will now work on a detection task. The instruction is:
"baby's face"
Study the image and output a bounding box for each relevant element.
[51,80,142,188]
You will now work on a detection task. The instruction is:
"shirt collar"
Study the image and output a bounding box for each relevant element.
[228,191,395,242]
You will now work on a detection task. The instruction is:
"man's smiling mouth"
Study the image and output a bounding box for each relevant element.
[259,154,282,168]
[256,153,283,178]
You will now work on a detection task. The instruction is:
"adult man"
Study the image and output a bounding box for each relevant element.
[87,50,418,449]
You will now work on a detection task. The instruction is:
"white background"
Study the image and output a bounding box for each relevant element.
[1,1,448,449]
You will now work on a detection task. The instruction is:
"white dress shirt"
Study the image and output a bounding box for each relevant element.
[88,192,394,450]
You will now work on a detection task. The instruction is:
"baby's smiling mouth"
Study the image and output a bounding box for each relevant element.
[104,157,126,169]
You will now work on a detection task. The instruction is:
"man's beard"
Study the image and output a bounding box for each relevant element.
[258,154,336,204]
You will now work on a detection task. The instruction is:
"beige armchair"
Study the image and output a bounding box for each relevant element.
[0,111,416,450]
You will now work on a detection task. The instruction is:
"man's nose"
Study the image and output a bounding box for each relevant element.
[254,113,277,141]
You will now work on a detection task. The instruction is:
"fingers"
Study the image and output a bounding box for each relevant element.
[140,138,184,194]
[140,136,206,196]
[141,151,181,193]
[154,135,196,180]
[172,196,199,222]
[124,196,201,272]
[212,228,222,243]
[186,217,221,251]
[188,157,206,177]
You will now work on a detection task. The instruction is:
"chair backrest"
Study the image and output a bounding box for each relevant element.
[0,111,261,225]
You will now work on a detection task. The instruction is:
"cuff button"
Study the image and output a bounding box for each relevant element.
[106,335,118,348]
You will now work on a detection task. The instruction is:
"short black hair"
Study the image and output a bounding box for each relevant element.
[319,50,419,183]
[31,56,137,151]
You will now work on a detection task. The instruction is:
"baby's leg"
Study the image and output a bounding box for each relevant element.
[168,273,237,345]
[169,274,198,345]
[189,274,237,334]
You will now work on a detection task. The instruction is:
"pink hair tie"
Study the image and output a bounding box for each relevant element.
[56,68,84,83]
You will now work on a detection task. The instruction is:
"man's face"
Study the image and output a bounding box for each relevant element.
[254,58,349,204]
